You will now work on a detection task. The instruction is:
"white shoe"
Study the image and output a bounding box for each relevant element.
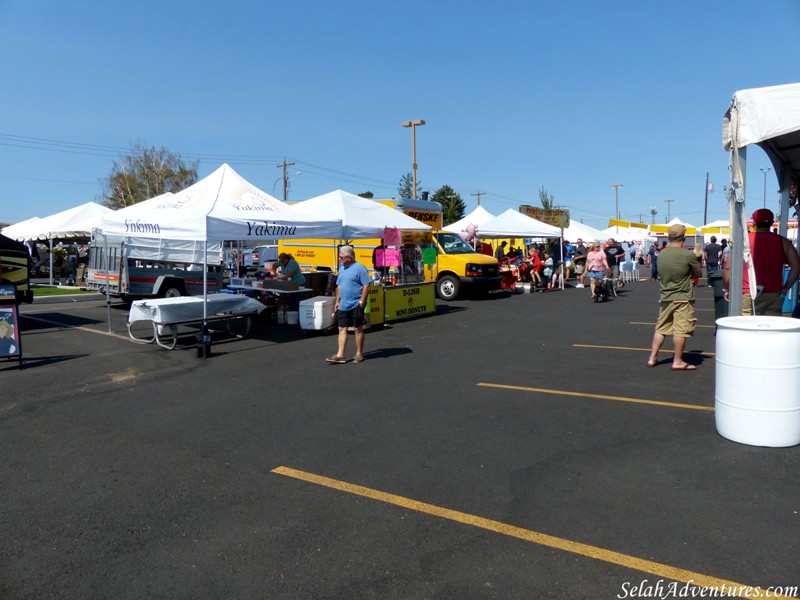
[576,283,584,288]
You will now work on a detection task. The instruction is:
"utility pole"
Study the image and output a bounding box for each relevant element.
[664,199,674,222]
[703,172,710,225]
[277,159,296,201]
[470,190,485,206]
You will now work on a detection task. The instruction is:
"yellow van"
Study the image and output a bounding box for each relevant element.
[278,198,500,300]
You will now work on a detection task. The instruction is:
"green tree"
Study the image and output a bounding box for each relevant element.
[398,172,421,200]
[358,191,374,198]
[101,142,199,209]
[432,185,465,226]
[539,186,555,210]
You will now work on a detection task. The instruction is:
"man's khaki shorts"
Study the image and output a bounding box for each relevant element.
[655,300,696,337]
[742,292,784,317]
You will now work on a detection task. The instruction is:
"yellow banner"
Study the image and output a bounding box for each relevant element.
[630,222,648,229]
[608,219,628,227]
[651,224,698,235]
[519,205,570,229]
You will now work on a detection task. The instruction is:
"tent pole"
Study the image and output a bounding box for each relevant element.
[105,233,112,333]
[728,146,746,316]
[49,238,53,286]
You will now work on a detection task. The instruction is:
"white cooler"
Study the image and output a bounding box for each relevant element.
[299,296,336,331]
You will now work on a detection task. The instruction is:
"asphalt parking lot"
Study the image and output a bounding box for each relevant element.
[1,280,798,600]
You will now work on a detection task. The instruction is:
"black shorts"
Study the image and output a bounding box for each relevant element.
[336,305,366,328]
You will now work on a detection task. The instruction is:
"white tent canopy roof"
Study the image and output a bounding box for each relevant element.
[291,190,430,239]
[3,202,112,241]
[601,226,655,241]
[723,82,800,189]
[478,209,561,238]
[1,216,42,241]
[442,205,496,234]
[562,220,606,243]
[101,164,342,241]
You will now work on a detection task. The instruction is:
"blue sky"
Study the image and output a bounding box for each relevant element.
[1,0,797,230]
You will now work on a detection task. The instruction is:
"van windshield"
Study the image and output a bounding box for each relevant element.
[435,233,477,255]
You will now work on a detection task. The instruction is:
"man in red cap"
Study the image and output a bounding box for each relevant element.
[723,208,799,316]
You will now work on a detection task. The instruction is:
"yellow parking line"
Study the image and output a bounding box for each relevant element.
[477,382,713,412]
[572,344,715,357]
[272,466,786,599]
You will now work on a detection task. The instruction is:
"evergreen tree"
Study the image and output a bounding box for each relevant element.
[358,191,374,198]
[432,185,465,226]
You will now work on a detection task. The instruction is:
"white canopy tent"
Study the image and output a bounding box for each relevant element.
[96,192,224,264]
[477,209,561,238]
[723,82,800,314]
[101,164,341,242]
[442,205,496,234]
[99,164,343,326]
[5,202,112,241]
[290,189,431,238]
[1,216,42,241]
[564,220,606,243]
[2,202,114,284]
[601,225,655,242]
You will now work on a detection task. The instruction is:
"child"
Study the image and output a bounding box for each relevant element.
[543,252,554,292]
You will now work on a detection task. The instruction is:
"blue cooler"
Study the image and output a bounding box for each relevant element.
[783,266,797,313]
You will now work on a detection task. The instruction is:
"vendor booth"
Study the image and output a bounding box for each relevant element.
[285,190,435,324]
[477,209,562,291]
[98,164,343,347]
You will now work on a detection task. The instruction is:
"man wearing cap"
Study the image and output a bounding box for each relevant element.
[723,208,799,316]
[647,224,702,371]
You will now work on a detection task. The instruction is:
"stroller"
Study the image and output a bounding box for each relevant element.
[594,271,616,303]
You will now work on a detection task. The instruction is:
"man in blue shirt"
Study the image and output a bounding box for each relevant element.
[327,245,372,364]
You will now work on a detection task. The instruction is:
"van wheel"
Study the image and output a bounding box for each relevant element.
[436,275,461,300]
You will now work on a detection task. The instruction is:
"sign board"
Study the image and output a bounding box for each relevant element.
[384,282,435,321]
[519,205,570,229]
[0,303,21,359]
[0,283,15,303]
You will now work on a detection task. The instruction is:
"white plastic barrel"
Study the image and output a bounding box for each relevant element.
[286,311,299,325]
[715,316,800,447]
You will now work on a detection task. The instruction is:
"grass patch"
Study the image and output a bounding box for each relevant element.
[32,286,97,297]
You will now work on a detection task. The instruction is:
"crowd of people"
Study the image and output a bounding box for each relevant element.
[497,237,632,298]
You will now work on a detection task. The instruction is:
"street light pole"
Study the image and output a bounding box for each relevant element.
[402,119,425,199]
[610,184,623,220]
[760,166,771,208]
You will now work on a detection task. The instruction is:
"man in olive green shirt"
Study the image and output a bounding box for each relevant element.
[647,224,702,371]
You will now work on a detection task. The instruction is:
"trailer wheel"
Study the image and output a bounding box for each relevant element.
[159,283,184,298]
[436,275,461,301]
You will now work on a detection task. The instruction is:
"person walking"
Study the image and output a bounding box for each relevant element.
[573,238,588,288]
[723,208,799,316]
[647,224,702,371]
[703,235,722,282]
[603,238,626,288]
[326,245,372,364]
[585,242,609,299]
